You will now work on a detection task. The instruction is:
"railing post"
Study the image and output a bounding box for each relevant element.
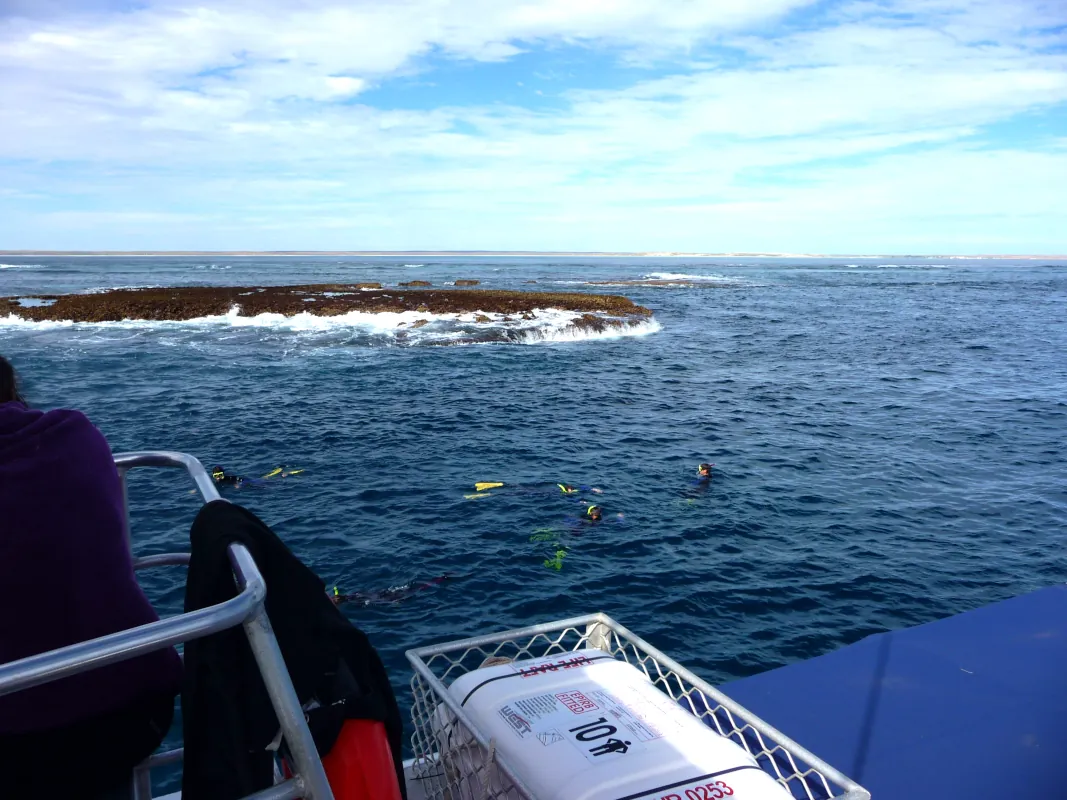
[242,604,335,800]
[586,618,611,651]
[227,540,334,800]
[118,466,132,555]
[132,764,152,800]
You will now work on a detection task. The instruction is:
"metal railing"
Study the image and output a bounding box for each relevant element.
[407,614,871,800]
[0,451,335,800]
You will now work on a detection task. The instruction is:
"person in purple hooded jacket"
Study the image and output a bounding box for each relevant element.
[0,356,183,797]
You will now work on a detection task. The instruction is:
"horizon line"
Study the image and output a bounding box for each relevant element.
[2,250,1065,259]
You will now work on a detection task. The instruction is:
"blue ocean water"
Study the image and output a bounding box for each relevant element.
[3,255,1066,784]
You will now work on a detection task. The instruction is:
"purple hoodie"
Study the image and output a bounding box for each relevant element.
[0,402,182,733]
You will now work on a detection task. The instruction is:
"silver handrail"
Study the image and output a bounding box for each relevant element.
[114,450,222,550]
[114,450,222,504]
[0,451,335,800]
[0,543,260,698]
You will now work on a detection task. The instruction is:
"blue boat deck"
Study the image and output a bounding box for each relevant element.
[719,584,1067,799]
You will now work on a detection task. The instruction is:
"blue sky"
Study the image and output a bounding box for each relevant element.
[0,0,1065,253]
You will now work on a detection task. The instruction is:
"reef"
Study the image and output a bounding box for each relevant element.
[2,284,652,328]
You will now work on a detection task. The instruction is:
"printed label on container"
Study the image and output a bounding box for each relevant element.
[509,652,608,679]
[644,775,738,800]
[495,685,677,765]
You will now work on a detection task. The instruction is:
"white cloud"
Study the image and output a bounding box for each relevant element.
[0,0,1064,250]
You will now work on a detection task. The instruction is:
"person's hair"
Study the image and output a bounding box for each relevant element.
[0,356,25,405]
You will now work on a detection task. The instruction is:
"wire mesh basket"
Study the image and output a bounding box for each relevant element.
[406,613,869,800]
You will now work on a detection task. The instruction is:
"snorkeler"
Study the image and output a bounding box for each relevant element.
[211,466,245,487]
[468,481,603,498]
[558,483,604,495]
[680,462,716,502]
[263,465,304,479]
[534,505,618,570]
[212,465,303,490]
[331,575,452,608]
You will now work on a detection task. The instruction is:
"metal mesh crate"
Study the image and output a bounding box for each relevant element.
[406,613,869,800]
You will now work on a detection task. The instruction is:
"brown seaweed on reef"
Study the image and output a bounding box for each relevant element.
[571,313,613,333]
[2,283,652,323]
[453,279,480,286]
[399,280,432,287]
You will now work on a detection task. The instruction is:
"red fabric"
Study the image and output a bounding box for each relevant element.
[322,720,403,800]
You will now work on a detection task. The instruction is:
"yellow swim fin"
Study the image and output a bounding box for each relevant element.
[263,467,283,478]
[464,492,493,499]
[475,481,504,492]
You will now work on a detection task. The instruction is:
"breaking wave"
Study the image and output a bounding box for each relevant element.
[520,317,661,343]
[873,264,953,269]
[640,272,744,282]
[0,306,660,347]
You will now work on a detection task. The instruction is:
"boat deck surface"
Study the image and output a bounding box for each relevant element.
[719,583,1067,799]
[165,585,1067,799]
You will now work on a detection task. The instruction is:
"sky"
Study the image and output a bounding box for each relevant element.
[0,0,1065,253]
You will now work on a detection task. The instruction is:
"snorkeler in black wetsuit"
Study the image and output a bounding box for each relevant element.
[535,504,617,570]
[331,575,452,608]
[680,462,715,501]
[558,483,604,495]
[211,465,245,487]
[470,481,603,497]
[211,465,303,489]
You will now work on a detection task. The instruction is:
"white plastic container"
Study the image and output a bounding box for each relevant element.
[437,649,792,800]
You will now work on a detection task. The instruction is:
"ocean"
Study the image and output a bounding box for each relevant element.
[3,255,1066,789]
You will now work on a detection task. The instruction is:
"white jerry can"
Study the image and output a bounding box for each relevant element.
[435,649,792,800]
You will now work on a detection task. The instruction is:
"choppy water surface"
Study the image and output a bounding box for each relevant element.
[3,256,1066,782]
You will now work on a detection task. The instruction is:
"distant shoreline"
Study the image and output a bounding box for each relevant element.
[1,250,1064,259]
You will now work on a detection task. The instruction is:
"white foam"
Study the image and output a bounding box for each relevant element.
[0,305,662,345]
[522,316,662,343]
[870,267,956,275]
[80,285,162,294]
[403,263,426,267]
[226,307,470,332]
[0,306,473,332]
[640,272,742,282]
[1,314,75,329]
[0,263,44,269]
